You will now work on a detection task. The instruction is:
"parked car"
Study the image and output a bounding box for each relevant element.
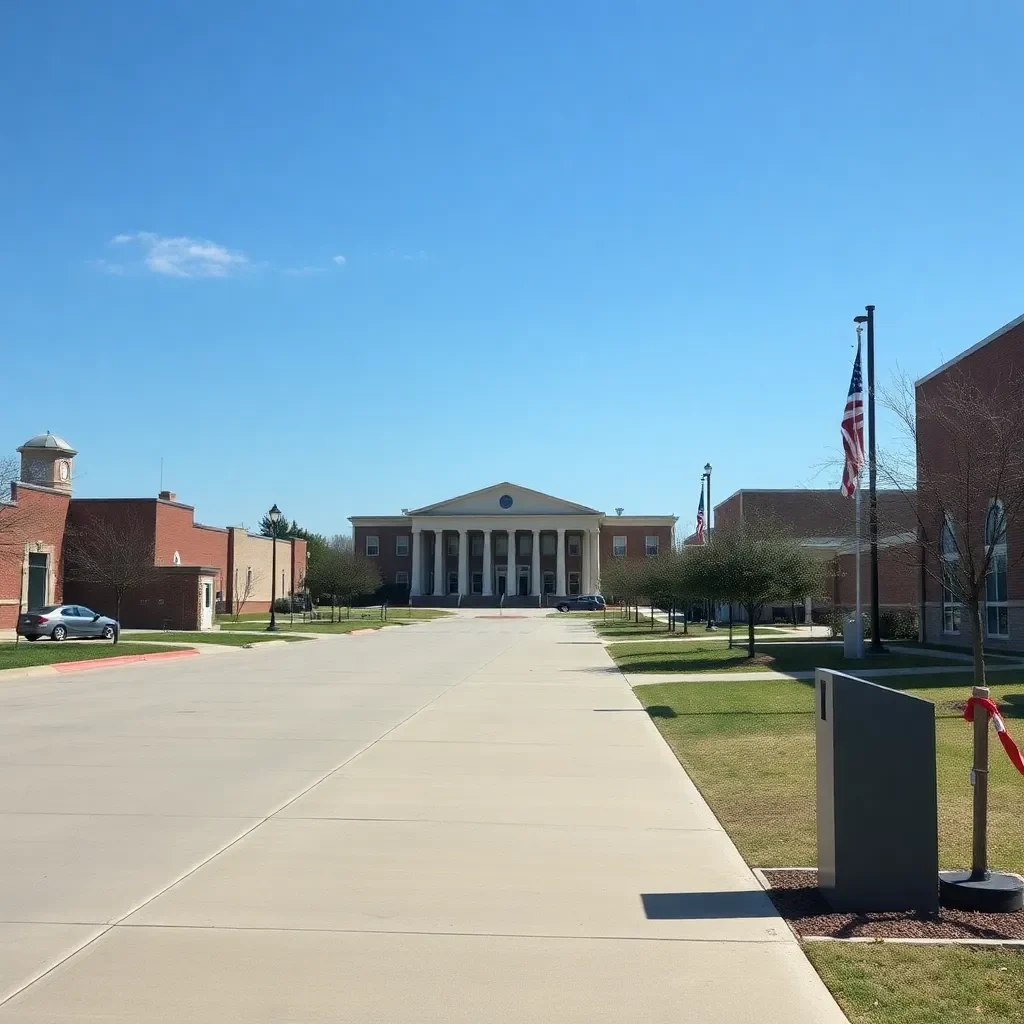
[17,605,119,642]
[554,594,606,613]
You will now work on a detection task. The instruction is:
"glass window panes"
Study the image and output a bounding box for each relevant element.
[645,536,659,556]
[568,572,581,595]
[395,535,410,556]
[471,534,484,557]
[495,534,508,557]
[613,536,627,557]
[396,571,409,586]
[447,534,459,556]
[471,572,483,595]
[541,534,556,556]
[519,533,531,555]
[543,571,555,594]
[366,536,379,556]
[568,535,581,556]
[447,571,459,594]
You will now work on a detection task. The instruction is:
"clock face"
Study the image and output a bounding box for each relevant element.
[58,460,70,482]
[29,460,47,483]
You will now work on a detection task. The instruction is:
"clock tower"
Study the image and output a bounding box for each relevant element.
[17,432,77,495]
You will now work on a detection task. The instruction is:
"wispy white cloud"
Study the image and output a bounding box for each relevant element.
[332,254,347,266]
[109,231,250,278]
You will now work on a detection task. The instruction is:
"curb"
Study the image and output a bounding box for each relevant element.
[52,649,200,673]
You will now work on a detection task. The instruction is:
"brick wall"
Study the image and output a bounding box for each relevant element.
[598,524,672,561]
[355,524,413,591]
[0,484,71,628]
[153,501,228,602]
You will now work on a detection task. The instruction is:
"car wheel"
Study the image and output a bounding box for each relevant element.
[101,625,115,640]
[51,625,67,642]
[25,635,40,641]
[557,604,569,613]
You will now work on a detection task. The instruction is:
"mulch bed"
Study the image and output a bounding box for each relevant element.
[764,869,1024,940]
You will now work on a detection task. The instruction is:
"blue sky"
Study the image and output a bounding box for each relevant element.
[3,0,1023,537]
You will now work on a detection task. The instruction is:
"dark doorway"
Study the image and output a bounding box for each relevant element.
[518,571,529,597]
[27,552,47,610]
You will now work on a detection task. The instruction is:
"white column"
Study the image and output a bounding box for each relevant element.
[582,530,591,595]
[458,528,468,596]
[410,529,422,596]
[591,529,601,594]
[433,530,445,596]
[555,528,566,597]
[507,530,516,596]
[482,529,493,596]
[531,528,541,597]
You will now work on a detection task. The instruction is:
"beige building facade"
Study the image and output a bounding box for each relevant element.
[225,528,301,613]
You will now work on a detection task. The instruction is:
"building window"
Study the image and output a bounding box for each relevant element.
[447,570,459,594]
[613,536,627,557]
[543,571,555,594]
[395,535,410,557]
[471,534,484,557]
[447,534,459,557]
[519,533,532,556]
[645,536,659,556]
[986,500,1009,638]
[941,515,961,635]
[568,535,581,557]
[495,534,508,557]
[396,571,409,587]
[366,535,379,557]
[471,571,483,595]
[568,571,581,595]
[541,533,556,556]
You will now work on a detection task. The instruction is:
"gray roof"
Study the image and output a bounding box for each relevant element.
[18,432,76,454]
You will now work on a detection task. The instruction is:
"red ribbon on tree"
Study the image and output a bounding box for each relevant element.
[964,697,1024,776]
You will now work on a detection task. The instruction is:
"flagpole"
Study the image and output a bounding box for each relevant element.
[855,479,863,659]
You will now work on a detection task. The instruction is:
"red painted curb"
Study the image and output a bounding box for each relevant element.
[348,628,378,636]
[52,649,200,673]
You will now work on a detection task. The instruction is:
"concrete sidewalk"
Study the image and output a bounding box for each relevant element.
[0,614,845,1022]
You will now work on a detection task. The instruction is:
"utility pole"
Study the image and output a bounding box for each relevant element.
[864,305,882,652]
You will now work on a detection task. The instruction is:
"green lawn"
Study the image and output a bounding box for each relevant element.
[218,620,392,635]
[594,619,787,641]
[805,943,1024,1024]
[609,639,957,675]
[634,671,1024,872]
[120,631,308,645]
[0,641,191,671]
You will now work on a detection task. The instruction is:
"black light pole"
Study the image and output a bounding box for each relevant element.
[704,462,714,629]
[854,306,882,652]
[267,503,282,632]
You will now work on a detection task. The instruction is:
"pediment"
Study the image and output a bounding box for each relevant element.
[409,482,601,517]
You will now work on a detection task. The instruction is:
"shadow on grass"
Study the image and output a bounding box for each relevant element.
[645,705,678,719]
[641,891,777,920]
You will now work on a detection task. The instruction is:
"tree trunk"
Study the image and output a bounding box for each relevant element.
[114,591,122,644]
[650,599,654,630]
[969,598,986,686]
[746,603,756,658]
[683,608,688,634]
[728,602,733,649]
[635,603,639,624]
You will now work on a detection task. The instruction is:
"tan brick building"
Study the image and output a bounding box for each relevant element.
[351,482,675,607]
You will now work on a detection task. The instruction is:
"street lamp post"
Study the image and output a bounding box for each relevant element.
[854,306,882,652]
[703,463,714,629]
[267,503,282,633]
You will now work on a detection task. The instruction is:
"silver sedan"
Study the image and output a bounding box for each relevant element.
[17,605,119,642]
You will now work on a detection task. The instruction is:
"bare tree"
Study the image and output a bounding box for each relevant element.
[64,512,156,642]
[0,455,28,542]
[232,566,265,618]
[882,365,1024,683]
[308,534,382,620]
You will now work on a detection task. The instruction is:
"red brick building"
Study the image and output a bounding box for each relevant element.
[711,488,918,622]
[915,312,1024,649]
[1,433,306,630]
[351,482,675,607]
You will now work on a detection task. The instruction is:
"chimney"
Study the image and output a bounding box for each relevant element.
[159,490,177,502]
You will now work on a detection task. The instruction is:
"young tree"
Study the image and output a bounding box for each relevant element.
[64,512,156,642]
[232,566,265,618]
[313,534,383,618]
[702,523,822,657]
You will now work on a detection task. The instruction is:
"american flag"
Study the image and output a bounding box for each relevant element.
[840,339,865,497]
[695,489,707,544]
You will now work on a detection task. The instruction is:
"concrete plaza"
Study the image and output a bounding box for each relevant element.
[0,611,845,1022]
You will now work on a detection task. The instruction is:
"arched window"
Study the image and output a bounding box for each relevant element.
[985,500,1009,638]
[941,515,961,635]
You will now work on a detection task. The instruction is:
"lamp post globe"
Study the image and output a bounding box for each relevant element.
[267,504,282,632]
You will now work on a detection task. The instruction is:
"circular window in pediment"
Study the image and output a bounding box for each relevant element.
[499,494,513,509]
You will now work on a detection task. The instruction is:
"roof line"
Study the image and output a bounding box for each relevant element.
[916,311,1024,387]
[408,481,602,516]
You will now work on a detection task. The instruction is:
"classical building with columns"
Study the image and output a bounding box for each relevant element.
[350,482,676,607]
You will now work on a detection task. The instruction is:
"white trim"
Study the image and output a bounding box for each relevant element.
[916,311,1024,387]
[349,516,410,525]
[395,534,410,557]
[408,480,602,516]
[612,535,627,557]
[645,535,660,556]
[365,535,379,557]
[395,571,409,587]
[601,515,676,526]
